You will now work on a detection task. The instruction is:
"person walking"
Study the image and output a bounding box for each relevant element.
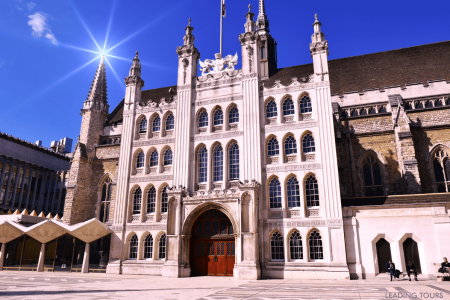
[407,261,418,281]
[386,260,395,281]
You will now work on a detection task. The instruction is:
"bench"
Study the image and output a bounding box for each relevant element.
[432,263,450,281]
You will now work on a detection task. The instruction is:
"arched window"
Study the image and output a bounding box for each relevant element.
[267,137,279,157]
[287,176,300,208]
[433,150,450,193]
[143,234,153,259]
[198,146,208,183]
[99,177,112,223]
[133,187,142,214]
[199,111,208,128]
[136,151,145,168]
[266,100,277,118]
[229,143,239,180]
[165,114,175,131]
[269,178,282,208]
[229,106,239,124]
[302,134,315,153]
[163,149,173,166]
[270,231,284,260]
[149,150,158,167]
[283,98,294,116]
[161,186,168,213]
[362,154,384,196]
[152,116,161,132]
[159,234,166,259]
[147,186,156,213]
[290,230,303,260]
[305,175,319,207]
[214,108,224,126]
[213,145,223,182]
[129,234,138,259]
[309,230,323,260]
[284,135,297,155]
[299,95,312,114]
[139,118,147,133]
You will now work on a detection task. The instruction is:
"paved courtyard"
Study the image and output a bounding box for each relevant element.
[0,272,449,299]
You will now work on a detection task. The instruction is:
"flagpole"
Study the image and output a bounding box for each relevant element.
[220,0,223,55]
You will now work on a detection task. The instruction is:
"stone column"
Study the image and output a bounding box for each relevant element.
[29,170,40,210]
[37,243,45,272]
[351,217,363,279]
[0,243,5,270]
[10,164,22,209]
[56,171,66,212]
[50,171,59,211]
[44,172,54,211]
[3,162,15,209]
[82,243,90,273]
[0,160,8,206]
[17,165,28,209]
[37,172,48,212]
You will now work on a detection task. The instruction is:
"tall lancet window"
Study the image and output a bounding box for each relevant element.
[299,95,312,114]
[139,118,147,133]
[309,230,323,260]
[129,234,138,259]
[286,176,301,208]
[166,114,175,131]
[133,187,142,214]
[198,146,208,183]
[159,234,166,259]
[161,186,168,213]
[433,149,450,193]
[213,145,224,182]
[153,116,161,132]
[284,136,297,155]
[270,231,284,261]
[269,178,282,209]
[290,230,303,260]
[362,154,384,196]
[199,111,208,128]
[163,149,173,166]
[143,234,153,259]
[305,175,319,207]
[147,186,156,214]
[266,100,277,118]
[283,98,294,116]
[229,106,239,124]
[149,150,158,167]
[228,143,239,181]
[136,151,145,168]
[267,137,279,157]
[302,134,315,153]
[214,108,224,126]
[99,177,112,223]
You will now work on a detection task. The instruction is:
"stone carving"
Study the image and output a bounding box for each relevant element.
[246,45,253,72]
[192,131,243,142]
[185,188,240,201]
[199,53,238,75]
[262,83,315,96]
[195,95,243,106]
[238,180,261,190]
[182,58,189,84]
[129,175,173,183]
[266,163,322,173]
[133,138,175,147]
[197,76,242,87]
[265,219,342,229]
[264,122,318,133]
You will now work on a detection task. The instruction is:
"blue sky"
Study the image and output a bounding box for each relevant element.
[1,0,449,152]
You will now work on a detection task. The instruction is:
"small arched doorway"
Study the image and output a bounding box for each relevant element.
[376,238,392,273]
[190,209,235,276]
[403,238,422,274]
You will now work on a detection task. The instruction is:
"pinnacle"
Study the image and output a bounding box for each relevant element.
[86,58,108,103]
[259,0,266,17]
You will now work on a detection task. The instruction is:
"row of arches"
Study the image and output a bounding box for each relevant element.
[131,183,169,216]
[265,132,316,163]
[136,111,174,138]
[133,147,173,175]
[265,94,312,124]
[196,103,239,133]
[128,232,166,260]
[267,174,319,209]
[270,229,323,261]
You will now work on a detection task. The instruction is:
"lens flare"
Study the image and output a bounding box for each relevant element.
[104,56,125,92]
[69,0,102,52]
[103,0,117,53]
[59,43,101,55]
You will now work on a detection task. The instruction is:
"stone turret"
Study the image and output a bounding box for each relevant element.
[310,14,330,83]
[256,0,277,79]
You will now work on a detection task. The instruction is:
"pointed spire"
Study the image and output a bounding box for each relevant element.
[244,4,256,33]
[257,0,269,31]
[183,18,195,46]
[86,56,108,105]
[129,51,141,77]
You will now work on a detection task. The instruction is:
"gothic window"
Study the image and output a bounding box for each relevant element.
[139,118,147,133]
[360,108,368,115]
[425,101,433,108]
[229,106,239,124]
[289,230,303,260]
[213,145,224,182]
[284,135,297,155]
[309,230,323,260]
[283,98,294,116]
[302,134,315,153]
[433,150,450,193]
[305,175,319,207]
[269,178,282,209]
[152,116,161,132]
[149,150,158,167]
[229,143,239,180]
[129,234,138,259]
[99,177,112,223]
[161,186,168,213]
[163,149,173,166]
[287,176,301,208]
[369,107,377,114]
[379,106,387,113]
[266,100,277,118]
[136,151,145,168]
[198,146,208,183]
[267,137,279,157]
[165,114,175,131]
[147,186,156,213]
[143,234,153,259]
[362,154,384,196]
[299,95,312,114]
[351,109,359,117]
[133,187,142,214]
[214,108,224,126]
[199,111,208,128]
[261,45,266,59]
[270,231,284,260]
[159,234,166,259]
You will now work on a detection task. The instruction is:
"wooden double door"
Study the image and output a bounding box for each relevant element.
[192,238,235,276]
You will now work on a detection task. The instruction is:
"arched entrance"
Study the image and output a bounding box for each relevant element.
[403,238,422,274]
[376,238,392,273]
[190,209,235,276]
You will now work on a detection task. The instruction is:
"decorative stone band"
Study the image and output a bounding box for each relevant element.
[177,83,196,91]
[242,73,258,79]
[265,219,343,229]
[264,122,318,133]
[123,224,167,231]
[262,81,329,96]
[265,163,322,173]
[192,131,243,142]
[197,77,243,89]
[129,175,174,183]
[195,95,243,106]
[133,138,175,147]
[136,104,176,113]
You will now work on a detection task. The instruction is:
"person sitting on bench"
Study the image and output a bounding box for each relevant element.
[386,260,395,281]
[407,261,418,281]
[439,257,450,274]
